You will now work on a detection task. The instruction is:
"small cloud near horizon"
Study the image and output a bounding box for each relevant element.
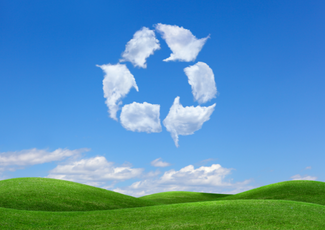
[151,158,171,167]
[290,174,317,181]
[0,148,88,171]
[195,158,217,166]
[47,156,144,185]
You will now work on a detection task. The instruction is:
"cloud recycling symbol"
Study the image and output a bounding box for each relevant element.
[97,23,217,147]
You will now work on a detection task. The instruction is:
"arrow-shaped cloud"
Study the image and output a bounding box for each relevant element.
[155,23,209,62]
[163,96,215,147]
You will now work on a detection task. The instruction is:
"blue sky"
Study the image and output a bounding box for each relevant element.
[0,0,324,196]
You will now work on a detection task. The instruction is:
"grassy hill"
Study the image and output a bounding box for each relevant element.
[139,191,232,204]
[0,199,324,229]
[0,177,325,229]
[0,177,159,211]
[219,180,325,205]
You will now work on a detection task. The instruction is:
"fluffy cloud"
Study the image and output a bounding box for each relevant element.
[97,63,139,120]
[120,27,160,68]
[47,156,143,185]
[0,148,88,168]
[151,158,171,167]
[290,174,317,181]
[184,62,217,104]
[155,23,209,62]
[114,164,253,197]
[163,97,215,147]
[120,102,162,133]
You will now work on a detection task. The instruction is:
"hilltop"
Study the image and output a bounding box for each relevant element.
[0,177,158,211]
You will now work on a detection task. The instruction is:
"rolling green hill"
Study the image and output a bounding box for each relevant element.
[0,177,159,211]
[139,191,232,204]
[0,177,325,229]
[0,199,324,229]
[220,180,325,205]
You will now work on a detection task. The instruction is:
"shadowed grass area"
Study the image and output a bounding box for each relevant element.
[0,177,159,211]
[0,199,324,229]
[219,180,325,205]
[139,191,232,204]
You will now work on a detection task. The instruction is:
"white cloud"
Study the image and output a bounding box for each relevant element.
[120,27,160,68]
[144,170,161,178]
[155,23,209,62]
[120,102,162,133]
[114,164,253,197]
[184,62,217,104]
[0,148,88,169]
[97,63,139,121]
[47,156,143,184]
[151,158,171,167]
[196,158,217,166]
[291,174,317,181]
[163,96,215,147]
[305,166,312,170]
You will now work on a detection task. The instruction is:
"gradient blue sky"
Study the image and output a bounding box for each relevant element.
[0,0,324,196]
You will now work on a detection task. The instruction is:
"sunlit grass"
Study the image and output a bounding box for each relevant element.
[0,199,324,229]
[139,191,232,204]
[0,178,324,229]
[220,180,325,205]
[0,177,158,211]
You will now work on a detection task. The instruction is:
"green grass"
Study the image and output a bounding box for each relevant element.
[0,177,325,229]
[219,180,325,205]
[139,191,232,204]
[0,199,324,229]
[0,177,159,211]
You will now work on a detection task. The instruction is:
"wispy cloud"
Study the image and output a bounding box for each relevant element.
[184,62,217,104]
[151,158,171,167]
[290,174,317,181]
[155,23,209,62]
[114,164,253,197]
[195,158,217,167]
[120,102,162,133]
[120,27,160,68]
[143,170,161,178]
[163,96,215,147]
[47,156,143,186]
[97,63,139,120]
[305,166,312,170]
[0,148,88,169]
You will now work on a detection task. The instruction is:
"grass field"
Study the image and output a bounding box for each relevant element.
[219,180,325,206]
[0,177,158,211]
[0,177,324,229]
[139,191,232,204]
